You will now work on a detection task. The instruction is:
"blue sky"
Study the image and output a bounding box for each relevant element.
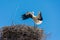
[0,0,60,40]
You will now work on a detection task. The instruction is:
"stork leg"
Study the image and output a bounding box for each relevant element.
[34,23,37,28]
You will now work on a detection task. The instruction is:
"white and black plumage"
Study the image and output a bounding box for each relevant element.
[22,11,43,25]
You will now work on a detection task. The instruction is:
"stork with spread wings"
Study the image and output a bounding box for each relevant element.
[22,11,43,27]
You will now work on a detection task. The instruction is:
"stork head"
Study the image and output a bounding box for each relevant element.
[32,11,34,14]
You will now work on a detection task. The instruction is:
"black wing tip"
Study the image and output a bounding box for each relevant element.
[22,14,29,20]
[39,12,43,21]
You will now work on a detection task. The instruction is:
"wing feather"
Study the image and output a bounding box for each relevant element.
[37,11,43,21]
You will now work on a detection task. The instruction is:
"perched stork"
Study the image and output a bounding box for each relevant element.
[22,11,43,27]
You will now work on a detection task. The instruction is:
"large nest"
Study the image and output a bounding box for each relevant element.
[0,24,44,40]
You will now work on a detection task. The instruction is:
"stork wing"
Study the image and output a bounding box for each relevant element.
[22,12,33,20]
[37,11,43,20]
[22,14,29,20]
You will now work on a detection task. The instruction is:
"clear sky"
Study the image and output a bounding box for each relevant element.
[0,0,60,40]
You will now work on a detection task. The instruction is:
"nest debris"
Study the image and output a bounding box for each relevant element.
[0,24,44,40]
